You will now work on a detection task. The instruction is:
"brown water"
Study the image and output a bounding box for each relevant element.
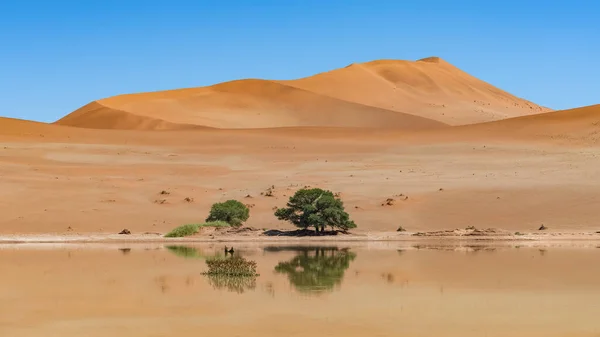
[1,242,599,337]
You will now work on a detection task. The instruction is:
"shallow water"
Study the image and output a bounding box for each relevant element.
[1,242,600,337]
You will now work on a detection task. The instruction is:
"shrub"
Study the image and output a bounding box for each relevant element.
[274,188,357,233]
[396,226,406,232]
[206,200,250,227]
[164,221,231,238]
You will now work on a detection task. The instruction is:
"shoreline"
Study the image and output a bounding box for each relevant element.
[2,231,600,245]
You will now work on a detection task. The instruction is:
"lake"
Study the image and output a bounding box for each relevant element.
[1,242,599,337]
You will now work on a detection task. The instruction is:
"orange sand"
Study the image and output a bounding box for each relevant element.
[1,57,599,235]
[54,57,549,130]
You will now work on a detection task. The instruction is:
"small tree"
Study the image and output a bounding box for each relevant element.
[274,188,357,233]
[206,200,249,227]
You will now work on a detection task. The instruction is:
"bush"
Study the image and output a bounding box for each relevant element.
[206,200,250,227]
[274,188,357,233]
[164,221,231,238]
[164,224,200,238]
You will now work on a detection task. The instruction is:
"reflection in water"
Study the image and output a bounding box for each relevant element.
[274,247,356,294]
[166,245,225,260]
[119,248,131,255]
[166,245,258,294]
[205,274,257,294]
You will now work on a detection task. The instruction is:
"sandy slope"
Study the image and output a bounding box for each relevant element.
[56,80,447,130]
[284,57,551,125]
[2,104,600,234]
[54,57,548,130]
[453,104,600,143]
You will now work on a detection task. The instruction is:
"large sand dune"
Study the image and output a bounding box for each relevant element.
[56,80,446,130]
[283,57,551,125]
[54,57,549,130]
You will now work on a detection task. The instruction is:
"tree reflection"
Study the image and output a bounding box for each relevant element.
[274,247,356,294]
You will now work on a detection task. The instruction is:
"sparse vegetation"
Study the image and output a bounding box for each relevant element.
[202,256,258,276]
[206,200,250,227]
[382,198,395,206]
[515,232,525,236]
[539,225,548,231]
[160,190,170,195]
[261,185,275,197]
[396,226,406,232]
[274,188,357,233]
[164,221,230,238]
[205,274,257,294]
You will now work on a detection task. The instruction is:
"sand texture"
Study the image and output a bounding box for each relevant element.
[1,57,599,237]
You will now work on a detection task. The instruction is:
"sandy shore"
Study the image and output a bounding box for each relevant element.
[2,230,600,245]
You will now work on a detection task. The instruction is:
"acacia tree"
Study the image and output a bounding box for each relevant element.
[274,188,357,233]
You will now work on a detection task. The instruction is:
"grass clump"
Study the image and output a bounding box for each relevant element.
[202,256,258,276]
[164,221,231,238]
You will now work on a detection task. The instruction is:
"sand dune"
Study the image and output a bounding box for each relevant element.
[55,80,446,131]
[55,102,206,130]
[283,57,550,125]
[454,104,600,143]
[54,57,548,130]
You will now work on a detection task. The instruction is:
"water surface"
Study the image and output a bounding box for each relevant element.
[1,243,599,337]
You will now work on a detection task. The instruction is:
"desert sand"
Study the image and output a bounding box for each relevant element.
[54,57,549,130]
[1,57,599,238]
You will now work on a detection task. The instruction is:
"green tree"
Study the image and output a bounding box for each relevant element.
[206,200,249,227]
[274,188,356,232]
[274,247,356,294]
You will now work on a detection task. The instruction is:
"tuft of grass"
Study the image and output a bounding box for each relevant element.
[164,221,231,238]
[202,256,258,276]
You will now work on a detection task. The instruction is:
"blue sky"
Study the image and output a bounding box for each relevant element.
[0,0,597,122]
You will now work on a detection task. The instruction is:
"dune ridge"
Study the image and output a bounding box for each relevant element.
[53,57,549,131]
[283,57,551,125]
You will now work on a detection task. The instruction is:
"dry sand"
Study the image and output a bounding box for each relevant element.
[2,105,600,236]
[1,58,599,238]
[54,57,549,130]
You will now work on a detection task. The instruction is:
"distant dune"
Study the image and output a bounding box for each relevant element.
[455,104,600,143]
[54,57,549,130]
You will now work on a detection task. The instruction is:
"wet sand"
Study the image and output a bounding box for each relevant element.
[1,243,599,337]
